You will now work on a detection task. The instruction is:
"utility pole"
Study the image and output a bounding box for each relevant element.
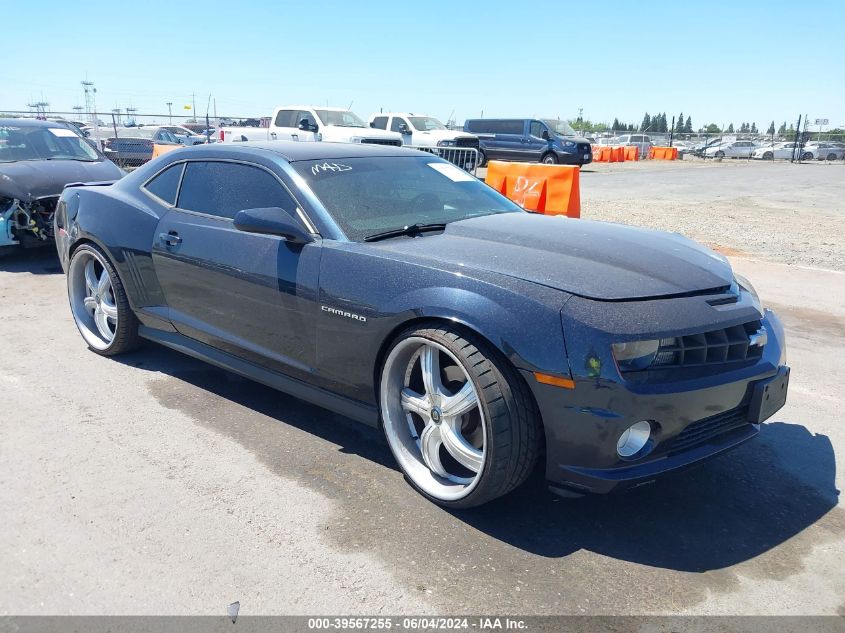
[166,102,173,124]
[126,106,137,126]
[791,114,802,162]
[578,107,584,136]
[191,93,197,121]
[81,80,96,122]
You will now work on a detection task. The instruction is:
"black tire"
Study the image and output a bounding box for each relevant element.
[715,150,725,158]
[379,324,543,508]
[541,152,558,165]
[763,151,773,160]
[827,153,836,161]
[478,150,488,168]
[802,152,813,161]
[68,243,141,356]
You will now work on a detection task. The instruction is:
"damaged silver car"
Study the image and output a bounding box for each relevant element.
[1,118,123,254]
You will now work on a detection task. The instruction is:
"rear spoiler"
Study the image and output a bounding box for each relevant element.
[62,180,120,190]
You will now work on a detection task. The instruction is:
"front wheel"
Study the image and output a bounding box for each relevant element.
[715,150,725,158]
[762,151,773,160]
[478,150,488,168]
[541,152,558,165]
[379,325,542,508]
[802,152,813,161]
[67,243,140,355]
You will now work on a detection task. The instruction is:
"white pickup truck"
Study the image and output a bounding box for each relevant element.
[368,112,479,150]
[219,106,403,146]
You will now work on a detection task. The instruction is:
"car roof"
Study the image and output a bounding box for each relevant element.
[173,140,421,162]
[0,117,75,129]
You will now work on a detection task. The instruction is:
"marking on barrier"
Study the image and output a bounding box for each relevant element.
[512,176,542,206]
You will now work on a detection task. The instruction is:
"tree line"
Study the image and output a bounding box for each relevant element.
[571,113,809,137]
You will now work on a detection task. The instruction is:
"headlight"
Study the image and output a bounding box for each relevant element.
[561,140,575,148]
[734,273,762,311]
[437,140,456,147]
[612,340,660,370]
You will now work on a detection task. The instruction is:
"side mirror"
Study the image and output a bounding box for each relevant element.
[298,119,316,132]
[541,130,550,140]
[398,124,410,134]
[233,208,313,244]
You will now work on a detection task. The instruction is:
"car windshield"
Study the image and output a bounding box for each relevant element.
[542,119,577,136]
[315,110,367,128]
[122,127,157,138]
[409,116,447,131]
[293,156,523,242]
[0,124,101,163]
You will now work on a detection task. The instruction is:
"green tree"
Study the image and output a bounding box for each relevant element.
[767,121,775,135]
[611,117,621,131]
[684,116,692,133]
[675,112,684,133]
[705,123,721,134]
[751,122,758,134]
[777,122,787,135]
[727,123,735,133]
[641,112,651,131]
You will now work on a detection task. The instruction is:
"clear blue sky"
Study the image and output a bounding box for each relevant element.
[4,0,844,130]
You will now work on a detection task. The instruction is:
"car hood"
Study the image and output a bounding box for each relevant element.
[0,159,123,201]
[374,213,733,301]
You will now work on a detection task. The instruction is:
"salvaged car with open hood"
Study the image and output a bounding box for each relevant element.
[0,118,123,254]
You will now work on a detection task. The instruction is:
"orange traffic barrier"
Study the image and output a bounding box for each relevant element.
[485,161,580,218]
[611,146,625,162]
[649,147,678,160]
[151,143,180,160]
[623,146,639,161]
[592,146,611,162]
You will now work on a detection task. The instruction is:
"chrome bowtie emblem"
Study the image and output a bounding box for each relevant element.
[749,327,768,348]
[430,407,443,424]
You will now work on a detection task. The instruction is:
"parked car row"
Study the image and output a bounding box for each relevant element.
[219,106,594,167]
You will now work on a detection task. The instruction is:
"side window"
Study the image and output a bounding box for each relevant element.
[144,163,184,205]
[390,117,409,133]
[371,116,388,130]
[502,120,524,135]
[274,110,296,128]
[177,162,298,220]
[529,121,545,138]
[296,110,317,129]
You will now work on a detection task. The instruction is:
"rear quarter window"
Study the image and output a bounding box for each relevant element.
[143,163,184,205]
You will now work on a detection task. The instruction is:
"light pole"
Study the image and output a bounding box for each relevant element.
[166,102,173,124]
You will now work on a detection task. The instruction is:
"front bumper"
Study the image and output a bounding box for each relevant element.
[525,301,788,496]
[557,150,592,166]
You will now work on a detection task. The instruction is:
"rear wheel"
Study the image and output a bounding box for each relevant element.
[68,243,140,355]
[379,325,542,508]
[762,151,773,160]
[478,150,488,167]
[827,152,837,161]
[802,152,813,160]
[715,150,725,158]
[541,152,558,165]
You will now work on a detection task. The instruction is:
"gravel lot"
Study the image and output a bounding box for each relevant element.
[580,159,845,271]
[2,161,843,618]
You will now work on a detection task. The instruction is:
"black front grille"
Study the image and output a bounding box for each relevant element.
[456,137,480,148]
[362,138,402,147]
[668,406,751,454]
[623,320,765,373]
[577,143,591,154]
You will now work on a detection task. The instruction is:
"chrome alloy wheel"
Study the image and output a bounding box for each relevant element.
[381,337,487,501]
[68,249,118,350]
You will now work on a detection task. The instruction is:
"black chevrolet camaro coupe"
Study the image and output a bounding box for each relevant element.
[54,142,789,507]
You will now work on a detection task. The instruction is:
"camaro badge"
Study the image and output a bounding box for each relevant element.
[321,305,367,323]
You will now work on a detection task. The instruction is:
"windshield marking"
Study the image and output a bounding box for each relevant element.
[311,162,353,175]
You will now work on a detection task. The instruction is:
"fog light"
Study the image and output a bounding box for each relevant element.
[617,421,652,458]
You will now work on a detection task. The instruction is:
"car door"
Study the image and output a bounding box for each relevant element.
[270,109,301,142]
[389,116,414,146]
[150,159,321,379]
[526,121,550,161]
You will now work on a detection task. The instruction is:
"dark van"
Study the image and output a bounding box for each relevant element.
[463,118,592,166]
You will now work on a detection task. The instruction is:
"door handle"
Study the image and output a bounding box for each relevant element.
[159,232,182,247]
[270,132,277,139]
